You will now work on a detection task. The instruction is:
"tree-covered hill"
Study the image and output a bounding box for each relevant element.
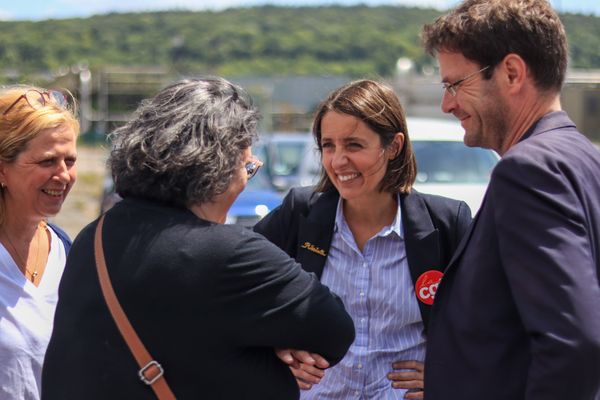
[1,5,599,80]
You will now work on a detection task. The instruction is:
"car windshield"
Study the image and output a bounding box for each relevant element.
[269,141,307,177]
[413,141,497,184]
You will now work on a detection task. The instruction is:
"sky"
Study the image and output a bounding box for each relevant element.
[0,0,598,21]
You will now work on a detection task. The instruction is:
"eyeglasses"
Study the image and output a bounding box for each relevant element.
[245,158,263,179]
[2,89,68,116]
[442,65,491,97]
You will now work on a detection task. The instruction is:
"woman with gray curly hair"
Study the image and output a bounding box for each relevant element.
[42,77,354,399]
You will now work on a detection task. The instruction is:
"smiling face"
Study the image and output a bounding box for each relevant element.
[439,51,509,152]
[0,124,77,223]
[320,111,400,204]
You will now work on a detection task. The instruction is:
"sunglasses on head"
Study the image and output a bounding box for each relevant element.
[2,89,69,116]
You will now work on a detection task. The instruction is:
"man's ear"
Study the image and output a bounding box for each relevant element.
[499,53,527,93]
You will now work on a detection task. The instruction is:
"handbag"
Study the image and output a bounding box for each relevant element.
[94,214,177,400]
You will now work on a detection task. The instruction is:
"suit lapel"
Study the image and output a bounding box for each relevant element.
[443,188,487,275]
[296,191,338,278]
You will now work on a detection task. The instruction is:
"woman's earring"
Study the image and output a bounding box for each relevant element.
[0,182,4,189]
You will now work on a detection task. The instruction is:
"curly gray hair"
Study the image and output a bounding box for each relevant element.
[108,77,260,207]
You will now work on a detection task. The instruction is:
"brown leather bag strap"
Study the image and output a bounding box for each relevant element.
[94,214,176,400]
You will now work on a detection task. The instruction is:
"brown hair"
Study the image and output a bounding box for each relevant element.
[0,85,79,224]
[312,79,416,194]
[422,0,568,92]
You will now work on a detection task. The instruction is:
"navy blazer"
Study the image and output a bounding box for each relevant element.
[425,112,600,399]
[254,187,472,331]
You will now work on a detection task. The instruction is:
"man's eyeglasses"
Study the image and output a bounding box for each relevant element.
[3,89,68,116]
[245,158,263,179]
[442,65,490,97]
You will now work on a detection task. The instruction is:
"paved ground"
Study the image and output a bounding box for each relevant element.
[50,145,109,239]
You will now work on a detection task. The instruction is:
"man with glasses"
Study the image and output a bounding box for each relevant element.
[421,0,600,399]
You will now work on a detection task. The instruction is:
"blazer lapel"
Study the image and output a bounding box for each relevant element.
[296,191,338,279]
[401,192,442,329]
[402,192,442,278]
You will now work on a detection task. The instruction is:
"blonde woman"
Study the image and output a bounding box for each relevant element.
[0,86,78,400]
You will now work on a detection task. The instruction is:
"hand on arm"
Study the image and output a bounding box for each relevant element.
[387,360,424,399]
[276,349,329,390]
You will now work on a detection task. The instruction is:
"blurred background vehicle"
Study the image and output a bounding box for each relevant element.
[409,117,499,214]
[262,132,320,192]
[224,170,282,227]
[224,142,282,227]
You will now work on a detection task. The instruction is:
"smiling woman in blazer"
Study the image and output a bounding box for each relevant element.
[254,79,472,400]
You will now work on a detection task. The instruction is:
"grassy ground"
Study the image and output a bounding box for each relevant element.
[50,145,109,240]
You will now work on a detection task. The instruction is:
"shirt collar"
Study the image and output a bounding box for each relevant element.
[333,193,404,239]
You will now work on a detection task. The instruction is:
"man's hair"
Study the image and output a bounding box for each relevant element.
[422,0,568,92]
[108,77,259,207]
[312,79,416,194]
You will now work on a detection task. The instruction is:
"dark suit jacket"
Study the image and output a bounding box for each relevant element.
[425,111,600,400]
[254,187,472,330]
[42,198,355,400]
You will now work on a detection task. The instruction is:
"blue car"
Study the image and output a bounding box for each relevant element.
[223,139,283,227]
[225,165,282,227]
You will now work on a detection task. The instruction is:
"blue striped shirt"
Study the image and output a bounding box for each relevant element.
[300,195,426,400]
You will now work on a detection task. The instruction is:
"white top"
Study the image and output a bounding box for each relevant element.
[0,227,66,400]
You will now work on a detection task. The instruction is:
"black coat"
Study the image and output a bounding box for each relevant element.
[42,197,355,400]
[254,187,472,331]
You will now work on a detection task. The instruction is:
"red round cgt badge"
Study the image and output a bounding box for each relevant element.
[416,270,443,305]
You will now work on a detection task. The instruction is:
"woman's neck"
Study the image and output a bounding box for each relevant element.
[342,192,398,252]
[0,215,49,286]
[343,191,398,227]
